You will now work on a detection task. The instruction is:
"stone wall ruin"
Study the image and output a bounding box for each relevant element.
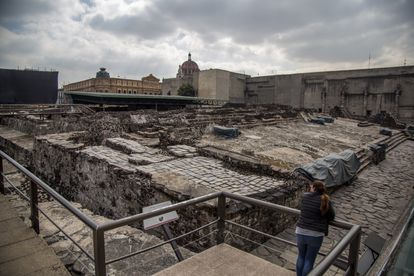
[1,104,406,272]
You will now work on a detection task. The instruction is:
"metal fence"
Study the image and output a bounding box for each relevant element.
[0,149,361,276]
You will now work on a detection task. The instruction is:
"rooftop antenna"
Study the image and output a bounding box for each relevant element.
[368,52,371,69]
[403,57,407,66]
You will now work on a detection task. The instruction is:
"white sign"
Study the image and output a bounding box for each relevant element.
[143,201,179,230]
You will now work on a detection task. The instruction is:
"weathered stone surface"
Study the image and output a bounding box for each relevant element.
[167,144,198,157]
[199,118,383,170]
[128,153,175,165]
[0,125,33,166]
[137,156,286,195]
[106,137,160,155]
[2,108,411,275]
[251,141,414,273]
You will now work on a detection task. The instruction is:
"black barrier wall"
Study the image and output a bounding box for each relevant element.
[0,68,58,104]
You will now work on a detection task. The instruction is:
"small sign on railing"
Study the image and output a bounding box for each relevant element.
[143,201,183,262]
[143,201,179,230]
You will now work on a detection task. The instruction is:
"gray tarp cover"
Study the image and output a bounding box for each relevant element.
[295,149,361,187]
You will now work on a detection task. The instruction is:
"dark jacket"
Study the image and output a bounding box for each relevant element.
[296,192,335,236]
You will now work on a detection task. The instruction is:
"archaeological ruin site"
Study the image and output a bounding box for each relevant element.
[0,103,413,275]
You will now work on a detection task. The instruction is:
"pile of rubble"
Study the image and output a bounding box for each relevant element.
[368,112,406,129]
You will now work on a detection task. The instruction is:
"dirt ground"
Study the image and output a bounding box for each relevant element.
[199,118,384,169]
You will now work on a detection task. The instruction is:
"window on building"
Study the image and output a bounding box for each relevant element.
[128,91,131,94]
[118,89,121,93]
[124,90,126,93]
[133,90,137,94]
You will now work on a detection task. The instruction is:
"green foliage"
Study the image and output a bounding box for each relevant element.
[177,83,196,97]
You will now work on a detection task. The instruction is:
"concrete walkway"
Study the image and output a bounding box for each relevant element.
[0,194,70,276]
[154,243,295,276]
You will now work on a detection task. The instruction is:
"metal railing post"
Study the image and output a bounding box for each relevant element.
[0,157,4,194]
[94,229,106,276]
[30,180,39,234]
[216,193,226,244]
[347,226,361,276]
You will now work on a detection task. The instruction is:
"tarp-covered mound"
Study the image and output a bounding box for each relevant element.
[295,149,361,188]
[213,125,240,138]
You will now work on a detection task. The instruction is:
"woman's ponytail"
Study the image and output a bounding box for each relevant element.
[312,181,330,215]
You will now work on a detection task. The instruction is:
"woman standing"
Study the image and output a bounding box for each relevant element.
[296,181,335,276]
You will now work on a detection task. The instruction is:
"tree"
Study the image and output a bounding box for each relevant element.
[177,83,196,97]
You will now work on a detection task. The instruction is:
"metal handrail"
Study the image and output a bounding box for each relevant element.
[0,150,362,276]
[309,225,361,276]
[98,191,221,232]
[1,172,95,260]
[223,191,301,216]
[36,201,96,260]
[222,191,361,275]
[226,219,350,270]
[0,150,97,230]
[105,219,219,265]
[0,151,94,261]
[376,205,414,275]
[225,220,297,247]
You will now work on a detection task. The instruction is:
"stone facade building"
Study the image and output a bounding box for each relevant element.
[163,65,414,121]
[64,68,162,95]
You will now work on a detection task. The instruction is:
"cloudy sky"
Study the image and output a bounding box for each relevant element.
[0,0,413,87]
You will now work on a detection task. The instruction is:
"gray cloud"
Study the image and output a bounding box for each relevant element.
[0,0,412,86]
[0,0,56,32]
[84,0,413,64]
[87,0,365,44]
[0,0,55,18]
[89,11,174,40]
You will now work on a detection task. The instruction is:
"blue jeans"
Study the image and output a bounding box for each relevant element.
[296,234,323,276]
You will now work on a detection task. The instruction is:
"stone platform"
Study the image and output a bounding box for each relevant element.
[154,243,295,276]
[0,194,70,276]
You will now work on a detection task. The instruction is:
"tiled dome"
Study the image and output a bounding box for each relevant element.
[177,53,200,77]
[96,67,110,78]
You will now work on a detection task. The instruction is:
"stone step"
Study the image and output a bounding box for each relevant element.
[0,195,70,276]
[105,137,160,155]
[386,137,408,152]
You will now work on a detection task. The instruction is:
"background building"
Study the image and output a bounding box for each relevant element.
[244,66,414,122]
[0,68,58,104]
[163,60,414,122]
[64,68,161,95]
[162,53,200,96]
